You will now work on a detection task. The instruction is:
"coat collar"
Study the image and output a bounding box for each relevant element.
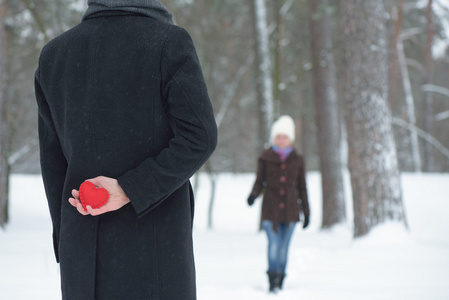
[84,10,144,20]
[83,0,174,24]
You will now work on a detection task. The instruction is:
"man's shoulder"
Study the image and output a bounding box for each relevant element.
[41,22,85,54]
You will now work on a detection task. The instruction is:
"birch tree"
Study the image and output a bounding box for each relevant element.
[309,0,345,228]
[422,0,435,172]
[0,0,9,227]
[389,0,404,111]
[0,1,86,226]
[252,0,274,145]
[397,27,422,172]
[339,0,407,237]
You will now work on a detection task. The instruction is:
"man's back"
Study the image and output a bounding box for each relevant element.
[36,9,217,299]
[39,12,174,181]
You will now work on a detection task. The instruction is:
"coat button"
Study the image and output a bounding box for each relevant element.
[279,202,285,209]
[279,189,286,196]
[280,176,286,183]
[281,163,286,170]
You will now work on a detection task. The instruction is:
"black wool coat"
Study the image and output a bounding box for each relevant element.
[35,11,217,300]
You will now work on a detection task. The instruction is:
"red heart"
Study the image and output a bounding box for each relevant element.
[79,181,109,211]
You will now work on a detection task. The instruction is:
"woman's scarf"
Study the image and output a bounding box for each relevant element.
[272,146,293,162]
[83,0,174,24]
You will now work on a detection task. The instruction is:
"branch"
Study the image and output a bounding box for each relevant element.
[399,27,423,41]
[21,0,50,43]
[405,58,426,75]
[215,61,249,128]
[280,0,294,16]
[434,110,449,121]
[8,138,38,166]
[421,84,449,98]
[392,117,449,160]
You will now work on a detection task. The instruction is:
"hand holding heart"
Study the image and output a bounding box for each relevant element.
[79,181,109,210]
[69,176,130,216]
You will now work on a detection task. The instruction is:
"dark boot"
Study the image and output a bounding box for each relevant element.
[277,273,286,290]
[267,271,277,292]
[267,271,280,293]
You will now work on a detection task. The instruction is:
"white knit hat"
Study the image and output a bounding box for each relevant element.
[270,115,295,144]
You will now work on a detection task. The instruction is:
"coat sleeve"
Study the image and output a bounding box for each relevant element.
[297,156,310,216]
[250,156,266,198]
[117,27,217,217]
[35,65,68,262]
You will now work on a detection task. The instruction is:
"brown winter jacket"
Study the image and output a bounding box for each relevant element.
[250,148,310,230]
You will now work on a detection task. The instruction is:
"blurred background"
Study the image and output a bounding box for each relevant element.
[0,0,448,232]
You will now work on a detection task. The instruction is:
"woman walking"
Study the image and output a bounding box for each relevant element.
[247,115,310,293]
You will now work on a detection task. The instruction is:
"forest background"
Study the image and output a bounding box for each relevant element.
[0,0,448,236]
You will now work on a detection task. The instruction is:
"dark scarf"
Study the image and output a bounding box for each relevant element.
[83,0,174,24]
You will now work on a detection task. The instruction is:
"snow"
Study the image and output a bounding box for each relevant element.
[431,0,449,58]
[1,172,449,300]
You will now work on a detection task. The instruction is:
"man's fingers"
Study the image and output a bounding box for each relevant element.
[69,197,89,215]
[76,203,89,215]
[71,176,125,216]
[68,197,77,207]
[71,189,80,199]
[86,205,106,216]
[86,205,95,215]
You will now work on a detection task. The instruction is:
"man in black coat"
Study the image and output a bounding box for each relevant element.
[34,1,217,299]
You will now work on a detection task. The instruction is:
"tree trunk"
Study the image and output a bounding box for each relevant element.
[0,0,9,227]
[388,0,404,112]
[252,0,274,146]
[422,0,435,172]
[339,0,407,238]
[272,0,282,117]
[204,161,217,230]
[397,37,421,172]
[207,173,216,230]
[309,0,345,228]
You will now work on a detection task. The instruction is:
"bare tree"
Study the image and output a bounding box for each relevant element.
[422,0,435,172]
[252,0,274,146]
[2,0,449,180]
[309,0,345,228]
[272,0,294,116]
[392,117,449,161]
[389,0,404,111]
[339,0,407,238]
[0,0,9,227]
[272,0,283,117]
[397,27,422,172]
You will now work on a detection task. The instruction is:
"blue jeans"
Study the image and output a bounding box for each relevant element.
[262,220,296,274]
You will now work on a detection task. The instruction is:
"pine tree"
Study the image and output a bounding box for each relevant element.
[339,0,407,237]
[0,0,9,227]
[309,0,345,228]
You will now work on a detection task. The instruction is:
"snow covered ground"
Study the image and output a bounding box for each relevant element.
[1,172,448,300]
